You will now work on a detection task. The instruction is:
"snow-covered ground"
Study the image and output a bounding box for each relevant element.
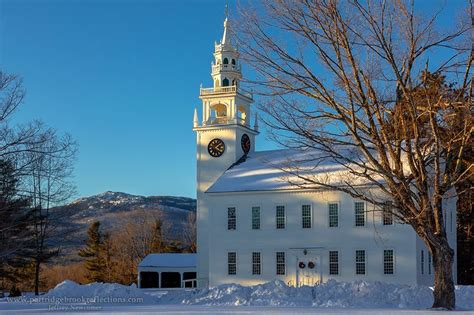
[1,280,473,314]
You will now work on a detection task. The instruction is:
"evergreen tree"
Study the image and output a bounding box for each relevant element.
[0,160,33,294]
[148,219,163,253]
[78,221,106,283]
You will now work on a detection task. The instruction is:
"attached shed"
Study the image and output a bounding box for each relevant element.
[138,253,197,289]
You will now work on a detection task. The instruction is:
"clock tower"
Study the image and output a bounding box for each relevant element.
[193,12,259,286]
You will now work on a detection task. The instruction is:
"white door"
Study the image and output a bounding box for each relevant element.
[296,256,322,287]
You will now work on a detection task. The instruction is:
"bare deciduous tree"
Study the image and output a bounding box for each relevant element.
[237,0,472,309]
[23,129,77,295]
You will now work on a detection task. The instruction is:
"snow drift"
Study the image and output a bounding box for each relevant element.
[156,280,474,310]
[45,280,474,310]
[45,280,154,304]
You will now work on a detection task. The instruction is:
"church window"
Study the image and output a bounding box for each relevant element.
[223,57,229,64]
[355,202,365,227]
[231,59,236,65]
[428,252,432,275]
[228,252,237,275]
[384,249,394,275]
[227,207,236,230]
[223,78,230,86]
[383,201,393,225]
[302,205,312,229]
[421,250,424,275]
[276,206,285,229]
[329,203,339,227]
[252,207,260,230]
[276,252,285,275]
[329,251,339,275]
[252,252,261,275]
[355,250,366,275]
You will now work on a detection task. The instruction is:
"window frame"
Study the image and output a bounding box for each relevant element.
[382,201,394,226]
[329,250,339,276]
[251,206,261,230]
[252,251,262,275]
[301,204,312,229]
[421,250,425,275]
[275,205,286,230]
[428,252,432,275]
[227,251,237,276]
[355,249,366,275]
[328,202,340,228]
[227,206,237,231]
[383,249,395,275]
[354,202,366,227]
[276,251,286,275]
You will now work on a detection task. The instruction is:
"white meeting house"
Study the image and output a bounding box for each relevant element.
[192,14,457,288]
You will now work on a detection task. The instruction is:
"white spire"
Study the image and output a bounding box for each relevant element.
[254,112,259,131]
[221,18,229,45]
[193,108,199,128]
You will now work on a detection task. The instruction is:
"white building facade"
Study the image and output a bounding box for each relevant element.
[193,16,457,288]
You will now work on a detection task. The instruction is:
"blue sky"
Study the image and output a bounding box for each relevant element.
[0,0,466,199]
[0,0,276,199]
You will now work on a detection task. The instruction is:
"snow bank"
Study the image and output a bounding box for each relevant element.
[44,280,474,310]
[157,280,474,310]
[45,280,155,304]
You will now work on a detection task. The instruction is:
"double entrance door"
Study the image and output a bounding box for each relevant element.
[292,248,323,287]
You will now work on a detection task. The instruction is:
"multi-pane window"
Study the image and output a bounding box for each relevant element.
[252,252,261,275]
[227,207,236,230]
[428,253,432,275]
[383,249,394,275]
[228,252,236,275]
[355,250,366,275]
[276,252,286,275]
[329,251,339,275]
[449,211,453,233]
[276,206,285,229]
[355,202,365,227]
[252,207,261,230]
[302,205,312,229]
[421,250,424,275]
[329,203,339,227]
[383,201,393,225]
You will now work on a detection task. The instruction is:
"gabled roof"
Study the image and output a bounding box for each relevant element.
[206,149,368,194]
[138,253,196,268]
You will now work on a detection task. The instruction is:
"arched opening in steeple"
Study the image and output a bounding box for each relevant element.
[223,58,229,64]
[232,79,237,86]
[231,59,236,65]
[222,78,230,86]
[237,105,247,125]
[210,103,228,124]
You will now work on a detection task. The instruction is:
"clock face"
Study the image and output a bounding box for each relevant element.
[208,138,225,157]
[241,134,251,154]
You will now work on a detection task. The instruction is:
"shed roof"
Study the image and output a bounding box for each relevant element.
[138,253,197,268]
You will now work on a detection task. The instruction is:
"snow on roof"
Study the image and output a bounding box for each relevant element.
[138,253,197,268]
[207,148,374,193]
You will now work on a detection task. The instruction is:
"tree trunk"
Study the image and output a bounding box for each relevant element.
[34,259,40,296]
[432,242,456,309]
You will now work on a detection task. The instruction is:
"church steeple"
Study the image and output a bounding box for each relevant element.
[195,8,258,129]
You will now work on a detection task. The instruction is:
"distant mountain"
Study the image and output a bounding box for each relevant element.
[53,191,196,262]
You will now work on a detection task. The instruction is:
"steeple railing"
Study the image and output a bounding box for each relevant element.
[200,85,252,99]
[212,63,241,74]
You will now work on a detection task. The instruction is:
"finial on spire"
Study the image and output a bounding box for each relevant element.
[222,1,230,44]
